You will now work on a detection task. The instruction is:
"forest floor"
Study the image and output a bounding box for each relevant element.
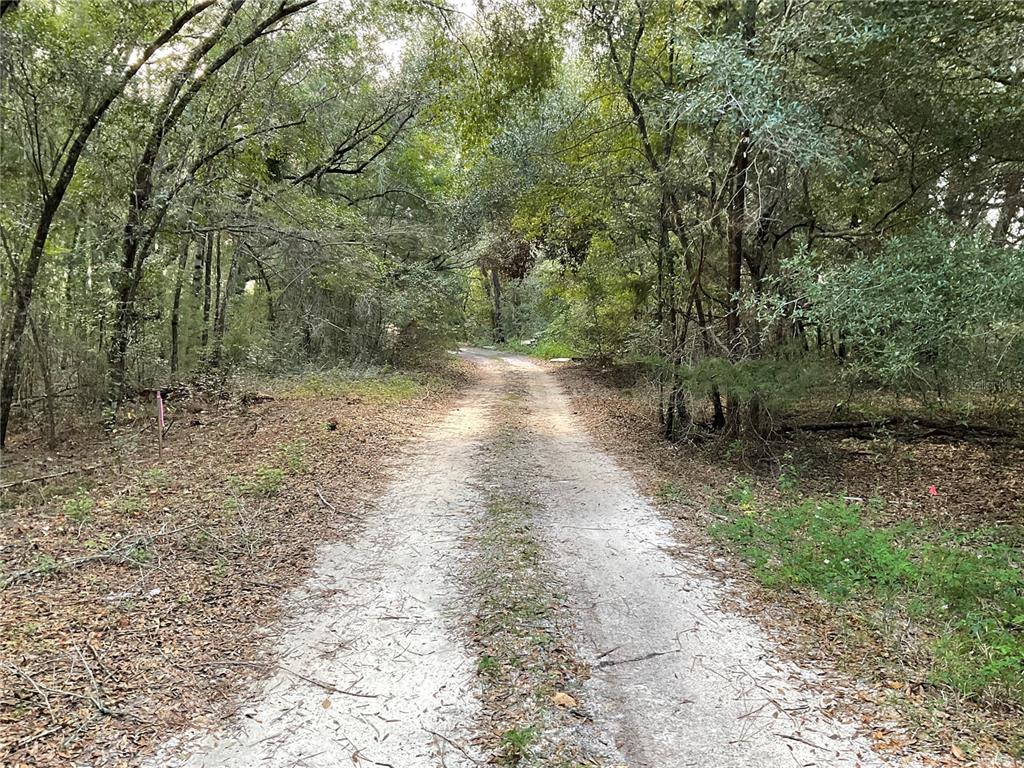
[2,351,1019,768]
[0,364,466,767]
[553,363,1023,767]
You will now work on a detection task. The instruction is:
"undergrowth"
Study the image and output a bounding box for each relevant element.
[505,339,578,360]
[711,483,1024,711]
[270,368,428,402]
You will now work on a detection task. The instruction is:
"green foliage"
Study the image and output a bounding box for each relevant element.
[499,725,538,764]
[62,491,95,522]
[32,554,61,576]
[113,495,144,516]
[274,370,426,403]
[126,544,154,565]
[276,440,309,474]
[779,226,1024,399]
[506,338,578,360]
[142,468,170,490]
[478,654,499,675]
[713,493,1024,704]
[677,356,825,414]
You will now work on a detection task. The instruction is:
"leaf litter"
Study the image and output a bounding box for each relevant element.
[0,366,465,767]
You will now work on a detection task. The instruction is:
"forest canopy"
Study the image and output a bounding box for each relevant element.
[1,0,1023,447]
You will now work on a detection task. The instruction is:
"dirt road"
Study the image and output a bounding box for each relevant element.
[151,349,904,767]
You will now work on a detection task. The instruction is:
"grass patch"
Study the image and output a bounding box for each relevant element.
[113,494,145,516]
[499,725,538,765]
[142,468,170,490]
[470,487,587,763]
[505,338,578,360]
[273,369,427,403]
[654,481,687,503]
[228,466,285,498]
[476,494,550,642]
[276,439,309,474]
[712,491,1024,708]
[62,491,95,522]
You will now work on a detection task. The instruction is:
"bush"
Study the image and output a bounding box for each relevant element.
[779,225,1024,401]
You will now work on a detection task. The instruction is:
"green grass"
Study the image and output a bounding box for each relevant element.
[499,725,537,765]
[505,338,578,360]
[141,468,170,490]
[62,491,95,522]
[274,369,426,402]
[275,439,309,474]
[228,466,285,498]
[113,494,144,515]
[712,491,1024,707]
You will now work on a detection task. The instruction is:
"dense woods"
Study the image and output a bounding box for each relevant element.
[1,2,1023,765]
[2,0,1023,446]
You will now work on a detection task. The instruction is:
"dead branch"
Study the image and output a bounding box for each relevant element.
[0,463,106,490]
[2,661,122,718]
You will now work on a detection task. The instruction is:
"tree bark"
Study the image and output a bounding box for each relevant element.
[170,237,191,374]
[27,314,57,449]
[489,267,505,343]
[992,170,1023,245]
[212,232,223,350]
[201,233,213,348]
[725,130,750,435]
[210,240,241,369]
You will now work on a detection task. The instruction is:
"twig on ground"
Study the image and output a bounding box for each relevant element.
[0,463,106,490]
[190,659,378,699]
[3,661,122,718]
[315,486,336,512]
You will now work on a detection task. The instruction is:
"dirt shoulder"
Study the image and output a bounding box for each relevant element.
[0,365,467,767]
[552,363,1023,767]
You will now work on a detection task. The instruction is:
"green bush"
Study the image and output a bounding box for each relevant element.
[780,225,1024,400]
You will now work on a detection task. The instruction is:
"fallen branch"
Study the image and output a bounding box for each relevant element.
[776,418,898,434]
[2,662,123,718]
[315,486,336,512]
[1,523,200,588]
[777,416,1020,443]
[0,463,106,490]
[10,385,83,407]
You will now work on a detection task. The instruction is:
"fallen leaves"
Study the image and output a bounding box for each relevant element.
[0,370,464,767]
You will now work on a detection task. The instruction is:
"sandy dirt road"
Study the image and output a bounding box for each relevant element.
[150,349,906,768]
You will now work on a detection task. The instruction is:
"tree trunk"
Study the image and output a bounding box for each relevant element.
[170,237,191,374]
[255,256,275,323]
[725,130,750,436]
[658,192,684,439]
[201,234,213,348]
[489,266,505,343]
[212,232,223,348]
[992,170,1023,245]
[210,241,241,369]
[28,314,57,449]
